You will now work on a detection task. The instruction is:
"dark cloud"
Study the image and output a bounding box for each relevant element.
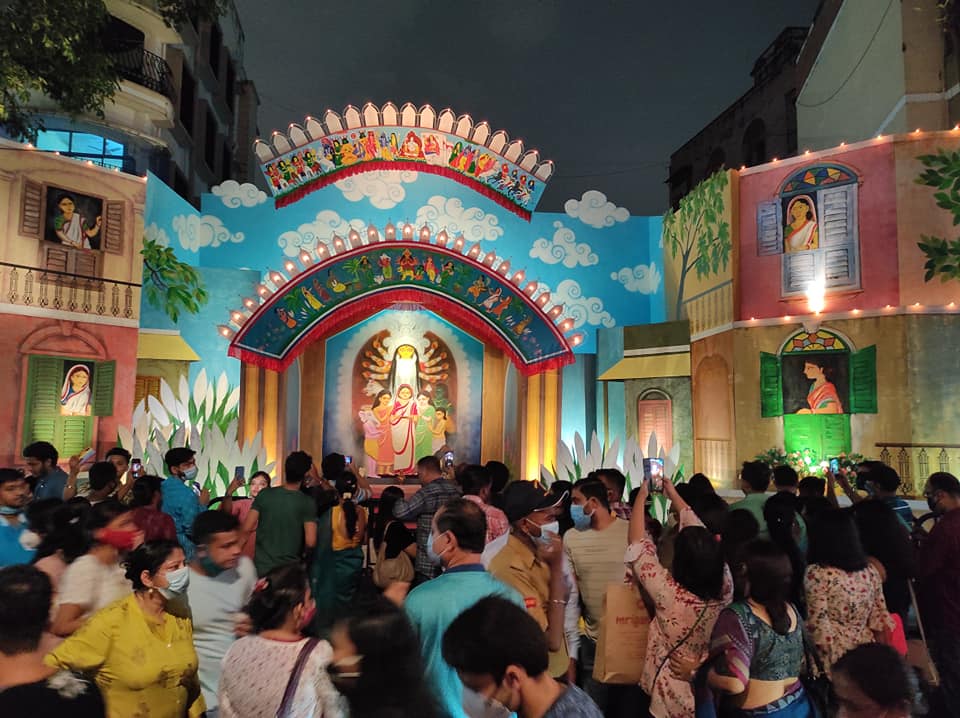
[233,0,819,215]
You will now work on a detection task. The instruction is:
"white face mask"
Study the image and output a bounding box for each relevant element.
[462,686,511,718]
[157,565,190,599]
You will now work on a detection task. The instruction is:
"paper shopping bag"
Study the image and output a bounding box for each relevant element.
[592,582,651,684]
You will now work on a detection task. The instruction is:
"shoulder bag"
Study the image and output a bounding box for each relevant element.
[276,637,320,718]
[800,626,830,718]
[372,520,414,588]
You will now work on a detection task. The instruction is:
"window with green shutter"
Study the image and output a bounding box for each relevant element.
[783,414,852,456]
[848,346,877,414]
[22,355,103,455]
[760,352,783,417]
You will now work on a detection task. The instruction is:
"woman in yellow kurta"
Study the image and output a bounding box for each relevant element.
[45,540,204,718]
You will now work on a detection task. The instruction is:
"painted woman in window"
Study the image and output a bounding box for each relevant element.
[53,195,101,250]
[797,358,843,414]
[60,364,92,416]
[784,195,818,253]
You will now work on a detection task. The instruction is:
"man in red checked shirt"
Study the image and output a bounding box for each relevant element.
[457,464,509,544]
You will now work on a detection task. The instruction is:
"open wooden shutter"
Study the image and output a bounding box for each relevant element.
[134,375,162,409]
[819,185,855,248]
[103,200,124,254]
[849,345,877,414]
[757,201,782,256]
[759,352,783,417]
[60,416,92,456]
[783,251,816,294]
[42,245,70,274]
[72,250,100,279]
[20,180,43,238]
[23,356,63,445]
[93,360,116,417]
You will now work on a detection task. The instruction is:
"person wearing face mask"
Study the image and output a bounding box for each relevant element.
[488,481,570,681]
[0,468,37,567]
[46,540,204,718]
[403,498,524,718]
[443,596,603,718]
[186,511,257,718]
[162,447,209,561]
[916,472,960,714]
[50,499,141,637]
[562,478,630,712]
[218,563,342,718]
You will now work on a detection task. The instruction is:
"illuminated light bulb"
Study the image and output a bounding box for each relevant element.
[914,128,921,134]
[230,310,246,325]
[332,235,345,253]
[283,259,297,274]
[805,276,825,314]
[560,318,575,333]
[453,235,465,252]
[217,325,235,338]
[954,125,960,132]
[348,228,362,248]
[840,141,846,147]
[85,160,94,165]
[482,251,496,266]
[418,224,431,242]
[549,304,564,319]
[316,241,329,257]
[570,334,583,347]
[877,134,883,140]
[298,250,313,266]
[511,270,525,286]
[851,308,860,315]
[24,142,33,149]
[772,157,779,162]
[783,315,791,321]
[749,317,756,322]
[884,304,892,310]
[467,243,482,259]
[256,283,270,296]
[435,229,449,247]
[269,271,285,286]
[804,150,810,156]
[497,260,511,276]
[536,291,551,308]
[913,302,921,308]
[949,302,957,308]
[523,281,538,297]
[367,224,380,243]
[740,165,746,170]
[384,222,396,241]
[242,297,258,310]
[402,223,414,240]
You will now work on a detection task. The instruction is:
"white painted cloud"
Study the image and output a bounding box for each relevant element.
[144,221,170,248]
[611,262,662,295]
[277,209,366,257]
[171,214,244,252]
[540,279,615,329]
[529,221,597,268]
[335,170,418,209]
[415,195,504,242]
[564,190,630,229]
[211,180,267,208]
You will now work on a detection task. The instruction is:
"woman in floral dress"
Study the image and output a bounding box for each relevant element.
[626,478,732,718]
[803,509,894,673]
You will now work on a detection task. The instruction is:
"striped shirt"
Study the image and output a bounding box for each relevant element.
[563,518,630,640]
[393,478,462,578]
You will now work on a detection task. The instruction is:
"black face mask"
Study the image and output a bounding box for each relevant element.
[928,494,940,513]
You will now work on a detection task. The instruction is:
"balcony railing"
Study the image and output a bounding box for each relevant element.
[111,45,175,103]
[875,442,960,496]
[681,281,734,337]
[0,262,139,320]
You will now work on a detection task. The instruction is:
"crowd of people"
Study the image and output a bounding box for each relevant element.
[1,439,955,718]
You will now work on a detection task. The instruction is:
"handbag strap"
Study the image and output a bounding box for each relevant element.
[653,603,710,685]
[800,623,826,678]
[276,637,320,718]
[908,579,940,682]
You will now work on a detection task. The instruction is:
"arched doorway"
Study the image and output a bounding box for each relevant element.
[637,389,672,451]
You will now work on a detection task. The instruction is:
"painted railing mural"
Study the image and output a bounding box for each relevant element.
[253,102,555,219]
[0,261,138,319]
[875,442,960,497]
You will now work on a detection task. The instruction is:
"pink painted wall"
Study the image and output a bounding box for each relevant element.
[0,315,138,466]
[738,141,900,320]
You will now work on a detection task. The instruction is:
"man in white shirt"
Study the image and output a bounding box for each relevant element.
[186,511,257,717]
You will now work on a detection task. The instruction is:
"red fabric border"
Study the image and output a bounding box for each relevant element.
[228,287,574,376]
[272,161,533,221]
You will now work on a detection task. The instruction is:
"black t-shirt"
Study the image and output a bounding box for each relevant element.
[382,520,415,560]
[4,671,106,718]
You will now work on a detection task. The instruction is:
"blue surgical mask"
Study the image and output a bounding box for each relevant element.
[531,520,560,546]
[157,565,190,599]
[426,531,445,565]
[0,506,21,516]
[570,504,593,531]
[198,552,225,577]
[462,686,512,718]
[182,466,199,482]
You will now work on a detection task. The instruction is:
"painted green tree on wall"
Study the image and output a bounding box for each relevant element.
[917,149,960,282]
[142,238,208,323]
[0,0,224,140]
[662,171,731,320]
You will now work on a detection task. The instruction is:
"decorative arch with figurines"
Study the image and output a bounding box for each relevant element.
[253,101,556,220]
[221,222,582,376]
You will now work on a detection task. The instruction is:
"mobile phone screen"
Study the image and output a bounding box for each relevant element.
[643,459,664,491]
[344,455,352,465]
[829,458,839,473]
[131,459,143,478]
[234,466,245,480]
[443,451,454,467]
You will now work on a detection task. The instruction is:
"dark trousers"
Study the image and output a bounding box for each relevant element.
[579,635,649,718]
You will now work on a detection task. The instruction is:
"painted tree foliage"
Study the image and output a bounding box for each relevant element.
[142,238,208,322]
[662,171,731,319]
[0,0,224,140]
[917,149,960,282]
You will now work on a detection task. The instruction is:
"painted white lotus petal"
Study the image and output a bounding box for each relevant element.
[573,433,587,470]
[216,374,229,410]
[117,425,134,452]
[147,395,168,425]
[193,369,208,411]
[178,375,190,406]
[605,437,621,469]
[540,466,556,486]
[223,386,241,415]
[223,419,238,450]
[589,432,603,465]
[647,432,659,460]
[555,441,576,483]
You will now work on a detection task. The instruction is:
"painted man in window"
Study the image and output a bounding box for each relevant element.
[53,194,101,249]
[60,364,92,416]
[784,195,819,253]
[796,358,843,414]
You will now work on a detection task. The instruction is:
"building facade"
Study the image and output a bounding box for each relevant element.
[22,0,259,206]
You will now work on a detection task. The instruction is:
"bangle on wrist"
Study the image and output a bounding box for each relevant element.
[548,599,568,606]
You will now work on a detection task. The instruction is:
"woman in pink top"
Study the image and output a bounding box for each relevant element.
[221,472,271,560]
[626,479,732,718]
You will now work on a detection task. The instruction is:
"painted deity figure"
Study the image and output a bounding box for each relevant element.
[390,384,419,475]
[54,195,101,249]
[785,196,819,253]
[431,407,454,453]
[797,358,843,414]
[359,403,385,477]
[389,344,420,399]
[372,390,394,476]
[414,392,436,460]
[60,364,92,416]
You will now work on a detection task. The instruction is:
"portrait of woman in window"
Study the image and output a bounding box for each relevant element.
[60,364,93,416]
[784,195,819,253]
[796,358,843,414]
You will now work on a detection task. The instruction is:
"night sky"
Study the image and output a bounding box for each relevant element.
[233,0,820,216]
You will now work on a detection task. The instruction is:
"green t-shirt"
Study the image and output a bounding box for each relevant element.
[251,487,316,576]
